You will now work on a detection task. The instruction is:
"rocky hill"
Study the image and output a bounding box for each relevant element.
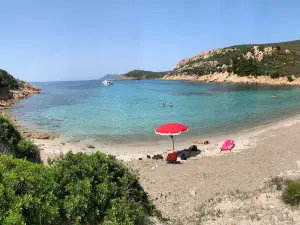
[163,40,300,85]
[0,69,40,108]
[100,74,120,80]
[120,70,170,80]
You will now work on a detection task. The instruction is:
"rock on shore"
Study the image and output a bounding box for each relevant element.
[0,82,40,108]
[163,72,300,86]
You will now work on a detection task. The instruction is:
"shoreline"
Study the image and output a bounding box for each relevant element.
[162,73,300,86]
[28,111,300,163]
[5,79,300,163]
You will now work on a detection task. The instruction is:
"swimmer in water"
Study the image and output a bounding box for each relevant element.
[162,103,165,107]
[169,103,173,107]
[272,94,276,98]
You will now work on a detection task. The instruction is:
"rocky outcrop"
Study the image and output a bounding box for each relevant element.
[164,40,300,85]
[11,82,40,100]
[163,72,300,86]
[0,82,40,108]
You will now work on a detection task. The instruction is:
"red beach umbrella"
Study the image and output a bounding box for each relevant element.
[155,123,188,151]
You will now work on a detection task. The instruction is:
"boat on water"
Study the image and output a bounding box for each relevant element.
[102,79,113,85]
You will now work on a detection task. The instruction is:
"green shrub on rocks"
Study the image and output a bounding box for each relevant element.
[287,75,294,82]
[0,152,156,225]
[282,179,300,205]
[0,115,41,163]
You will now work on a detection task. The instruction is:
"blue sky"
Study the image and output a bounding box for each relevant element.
[0,0,300,82]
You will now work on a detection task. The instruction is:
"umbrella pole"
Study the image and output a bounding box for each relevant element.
[171,135,174,151]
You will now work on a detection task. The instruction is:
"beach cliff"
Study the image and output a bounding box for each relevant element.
[163,39,300,85]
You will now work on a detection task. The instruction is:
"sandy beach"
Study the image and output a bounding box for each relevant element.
[34,113,300,162]
[28,114,300,224]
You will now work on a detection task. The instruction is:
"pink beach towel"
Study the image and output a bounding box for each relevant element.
[221,140,235,151]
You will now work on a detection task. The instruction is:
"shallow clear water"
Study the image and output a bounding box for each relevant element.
[10,80,300,144]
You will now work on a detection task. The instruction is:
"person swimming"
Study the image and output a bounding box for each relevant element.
[169,103,173,107]
[162,103,165,107]
[272,95,276,98]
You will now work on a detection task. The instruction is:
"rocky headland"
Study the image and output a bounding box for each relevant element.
[0,69,40,108]
[163,40,300,85]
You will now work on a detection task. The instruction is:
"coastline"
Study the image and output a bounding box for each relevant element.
[162,72,300,86]
[4,81,300,223]
[29,111,300,163]
[26,109,300,222]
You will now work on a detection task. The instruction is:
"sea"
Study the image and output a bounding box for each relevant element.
[10,80,300,145]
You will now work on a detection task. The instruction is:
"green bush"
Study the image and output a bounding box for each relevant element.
[51,152,154,225]
[0,155,59,225]
[287,75,294,82]
[0,152,156,225]
[270,71,280,79]
[16,139,40,163]
[0,115,41,163]
[282,179,300,206]
[232,58,258,76]
[0,115,21,152]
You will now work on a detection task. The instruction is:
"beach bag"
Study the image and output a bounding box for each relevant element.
[167,152,178,162]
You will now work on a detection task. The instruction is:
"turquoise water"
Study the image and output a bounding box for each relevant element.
[11,80,300,144]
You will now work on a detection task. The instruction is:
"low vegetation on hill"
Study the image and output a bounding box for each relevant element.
[0,69,20,89]
[167,40,300,78]
[121,70,170,80]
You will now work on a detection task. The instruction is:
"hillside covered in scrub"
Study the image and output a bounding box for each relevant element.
[163,40,300,83]
[120,69,170,80]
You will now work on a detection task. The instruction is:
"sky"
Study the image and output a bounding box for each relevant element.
[0,0,300,82]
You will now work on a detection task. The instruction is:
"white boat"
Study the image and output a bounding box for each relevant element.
[102,79,113,85]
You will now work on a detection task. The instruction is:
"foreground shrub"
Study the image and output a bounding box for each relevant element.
[0,115,41,163]
[0,152,155,225]
[52,152,154,224]
[282,179,300,205]
[0,155,59,224]
[0,115,21,151]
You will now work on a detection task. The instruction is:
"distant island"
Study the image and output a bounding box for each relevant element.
[100,74,120,80]
[163,39,300,85]
[119,70,170,80]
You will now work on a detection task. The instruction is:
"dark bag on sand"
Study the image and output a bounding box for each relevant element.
[179,153,187,160]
